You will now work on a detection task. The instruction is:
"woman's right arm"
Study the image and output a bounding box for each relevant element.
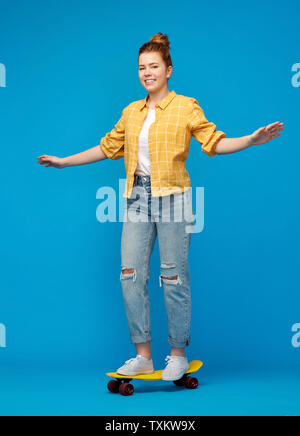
[38,105,128,169]
[37,145,108,168]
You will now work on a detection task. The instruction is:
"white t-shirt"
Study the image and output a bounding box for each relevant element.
[134,108,155,176]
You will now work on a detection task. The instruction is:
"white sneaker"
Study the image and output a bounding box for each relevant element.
[117,354,154,376]
[162,355,189,381]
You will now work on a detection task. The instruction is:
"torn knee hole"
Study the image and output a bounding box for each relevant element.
[159,274,182,287]
[120,268,137,282]
[122,269,135,274]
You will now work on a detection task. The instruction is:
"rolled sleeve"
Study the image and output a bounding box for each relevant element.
[99,107,127,160]
[188,98,226,157]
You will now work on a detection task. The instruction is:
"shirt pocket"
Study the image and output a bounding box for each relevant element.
[165,119,189,156]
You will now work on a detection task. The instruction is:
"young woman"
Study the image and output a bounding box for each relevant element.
[37,33,284,381]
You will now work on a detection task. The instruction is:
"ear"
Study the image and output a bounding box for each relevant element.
[167,66,173,78]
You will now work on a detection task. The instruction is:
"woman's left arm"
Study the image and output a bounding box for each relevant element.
[214,121,285,155]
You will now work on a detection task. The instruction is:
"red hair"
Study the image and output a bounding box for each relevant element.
[138,32,172,69]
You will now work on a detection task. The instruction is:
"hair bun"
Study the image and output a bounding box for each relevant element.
[149,32,170,49]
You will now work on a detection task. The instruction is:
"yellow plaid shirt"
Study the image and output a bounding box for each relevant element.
[100,90,226,198]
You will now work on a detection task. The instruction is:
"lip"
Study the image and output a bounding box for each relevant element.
[145,79,156,83]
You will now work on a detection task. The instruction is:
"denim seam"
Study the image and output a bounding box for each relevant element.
[182,230,191,345]
[141,221,156,338]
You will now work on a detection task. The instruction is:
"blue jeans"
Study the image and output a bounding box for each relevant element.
[120,174,194,348]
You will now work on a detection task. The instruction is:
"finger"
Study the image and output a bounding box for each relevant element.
[267,128,277,134]
[270,126,284,134]
[268,125,284,133]
[266,124,279,131]
[268,121,282,127]
[271,133,281,139]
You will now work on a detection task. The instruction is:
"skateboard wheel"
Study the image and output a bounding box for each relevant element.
[184,376,198,389]
[107,380,122,393]
[119,382,134,396]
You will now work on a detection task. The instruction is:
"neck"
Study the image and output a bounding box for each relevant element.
[147,87,170,106]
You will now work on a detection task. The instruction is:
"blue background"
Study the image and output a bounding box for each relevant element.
[0,0,299,416]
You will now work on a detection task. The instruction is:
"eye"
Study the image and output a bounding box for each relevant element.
[139,66,158,70]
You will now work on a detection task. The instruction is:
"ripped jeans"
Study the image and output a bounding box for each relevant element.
[120,174,194,348]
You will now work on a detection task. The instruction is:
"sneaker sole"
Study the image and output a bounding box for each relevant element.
[162,375,183,381]
[116,368,155,376]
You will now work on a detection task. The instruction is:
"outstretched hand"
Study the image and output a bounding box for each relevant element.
[250,121,284,146]
[37,155,67,169]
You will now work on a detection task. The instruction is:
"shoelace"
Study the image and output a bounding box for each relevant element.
[165,355,176,365]
[165,355,187,365]
[125,354,143,365]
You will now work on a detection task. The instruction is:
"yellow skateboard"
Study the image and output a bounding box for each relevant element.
[106,360,203,396]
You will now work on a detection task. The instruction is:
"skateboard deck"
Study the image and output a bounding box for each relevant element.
[106,360,203,395]
[106,359,202,380]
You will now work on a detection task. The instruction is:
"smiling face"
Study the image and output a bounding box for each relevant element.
[138,51,172,93]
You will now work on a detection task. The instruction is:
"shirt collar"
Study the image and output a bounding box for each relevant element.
[139,90,176,111]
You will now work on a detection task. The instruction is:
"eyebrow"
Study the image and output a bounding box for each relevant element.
[139,62,159,67]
